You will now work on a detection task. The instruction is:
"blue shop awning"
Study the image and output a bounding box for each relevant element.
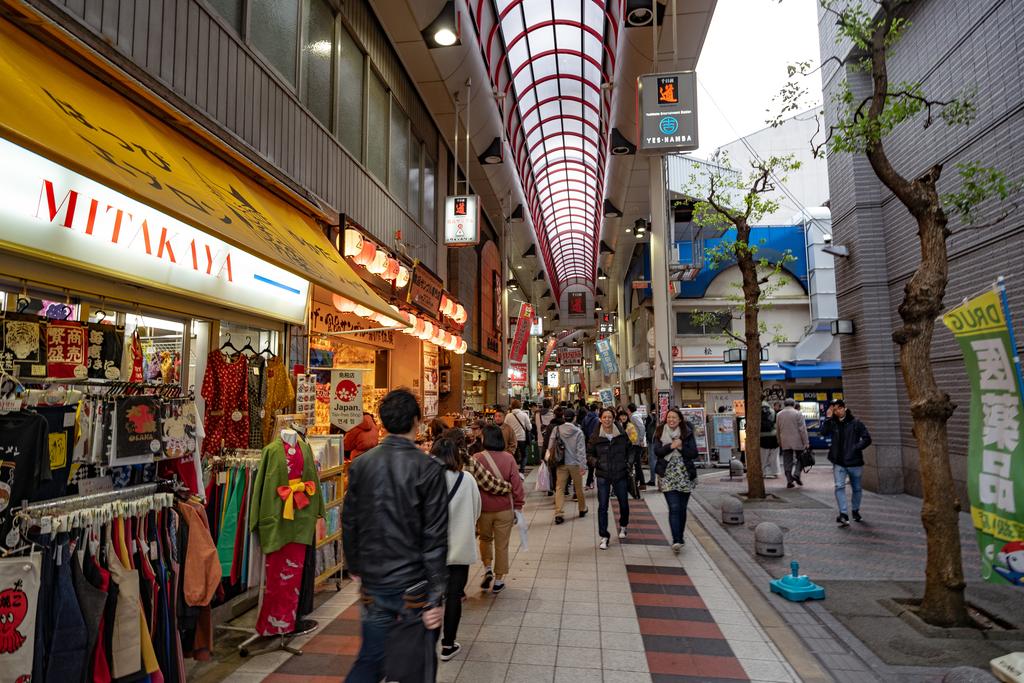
[673,362,786,383]
[780,361,843,379]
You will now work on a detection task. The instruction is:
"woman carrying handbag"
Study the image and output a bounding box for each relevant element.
[653,408,699,554]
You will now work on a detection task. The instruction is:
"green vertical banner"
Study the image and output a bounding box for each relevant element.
[942,283,1024,586]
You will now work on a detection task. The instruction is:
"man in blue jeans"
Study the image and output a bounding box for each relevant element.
[342,389,449,681]
[820,399,872,527]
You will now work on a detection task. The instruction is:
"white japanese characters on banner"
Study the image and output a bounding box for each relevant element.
[329,369,363,431]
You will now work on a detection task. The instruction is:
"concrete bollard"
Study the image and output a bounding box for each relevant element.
[721,496,744,525]
[755,522,785,557]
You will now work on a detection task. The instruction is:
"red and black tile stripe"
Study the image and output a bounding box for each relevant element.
[622,498,749,682]
[611,498,668,545]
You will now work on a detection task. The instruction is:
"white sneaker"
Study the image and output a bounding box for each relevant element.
[672,543,683,555]
[618,527,627,539]
[599,537,609,550]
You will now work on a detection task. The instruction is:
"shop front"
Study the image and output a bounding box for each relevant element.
[0,16,405,673]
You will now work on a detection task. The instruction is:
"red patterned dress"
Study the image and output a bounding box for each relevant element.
[201,351,249,456]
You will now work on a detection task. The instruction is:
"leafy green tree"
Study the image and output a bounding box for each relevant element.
[690,153,801,499]
[778,0,1022,626]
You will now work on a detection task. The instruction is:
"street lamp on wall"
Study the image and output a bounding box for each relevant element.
[830,319,855,335]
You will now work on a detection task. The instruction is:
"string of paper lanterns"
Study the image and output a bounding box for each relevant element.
[332,294,466,354]
[343,229,411,288]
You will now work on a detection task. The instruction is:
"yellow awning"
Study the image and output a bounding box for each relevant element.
[0,19,401,325]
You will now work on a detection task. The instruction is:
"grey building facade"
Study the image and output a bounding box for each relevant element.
[820,0,1024,500]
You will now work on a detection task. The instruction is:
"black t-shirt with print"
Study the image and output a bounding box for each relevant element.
[32,405,77,501]
[0,411,50,548]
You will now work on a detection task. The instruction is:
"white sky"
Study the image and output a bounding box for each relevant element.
[692,0,823,157]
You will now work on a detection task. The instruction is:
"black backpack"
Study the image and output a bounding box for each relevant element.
[761,404,775,431]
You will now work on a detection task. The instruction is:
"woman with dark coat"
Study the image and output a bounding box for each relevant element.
[587,407,633,549]
[653,408,699,554]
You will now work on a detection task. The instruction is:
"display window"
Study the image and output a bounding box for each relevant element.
[307,332,387,436]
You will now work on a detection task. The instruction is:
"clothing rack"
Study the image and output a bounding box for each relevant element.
[15,377,190,399]
[18,482,167,516]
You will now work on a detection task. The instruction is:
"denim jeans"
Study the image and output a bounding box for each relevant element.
[833,465,864,514]
[597,477,630,539]
[348,586,426,682]
[647,442,658,483]
[663,490,691,544]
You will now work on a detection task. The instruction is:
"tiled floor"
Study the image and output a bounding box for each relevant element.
[224,471,799,683]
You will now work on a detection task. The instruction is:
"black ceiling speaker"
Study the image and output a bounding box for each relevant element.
[624,0,665,28]
[478,137,503,165]
[610,128,636,155]
[599,240,615,255]
[603,199,622,218]
[508,204,525,223]
[522,243,536,258]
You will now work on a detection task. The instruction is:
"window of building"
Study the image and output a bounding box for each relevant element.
[301,0,334,128]
[205,0,243,33]
[409,140,422,221]
[676,310,731,336]
[423,153,436,231]
[389,105,409,201]
[366,70,389,182]
[336,25,364,159]
[250,0,300,84]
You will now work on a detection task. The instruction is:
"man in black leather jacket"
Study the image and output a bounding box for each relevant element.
[343,389,449,681]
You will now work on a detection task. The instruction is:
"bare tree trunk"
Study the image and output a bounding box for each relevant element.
[737,238,766,499]
[893,194,967,626]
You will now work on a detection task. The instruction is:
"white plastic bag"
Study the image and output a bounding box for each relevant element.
[514,510,529,552]
[534,462,551,492]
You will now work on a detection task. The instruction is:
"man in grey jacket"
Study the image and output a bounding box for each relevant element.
[549,408,589,524]
[776,398,810,488]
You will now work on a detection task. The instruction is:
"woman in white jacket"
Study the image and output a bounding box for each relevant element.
[431,437,482,662]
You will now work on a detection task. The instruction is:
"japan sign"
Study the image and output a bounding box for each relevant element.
[637,71,699,153]
[329,369,363,431]
[942,283,1024,586]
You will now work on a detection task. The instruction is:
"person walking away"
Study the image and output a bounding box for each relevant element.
[444,427,512,499]
[654,408,699,554]
[474,425,525,594]
[548,408,589,524]
[535,399,555,452]
[508,399,531,473]
[431,438,482,662]
[588,408,632,549]
[343,412,379,461]
[627,403,649,490]
[342,389,448,682]
[645,403,658,486]
[821,399,871,526]
[759,401,780,478]
[581,403,601,490]
[776,398,810,488]
[542,406,566,497]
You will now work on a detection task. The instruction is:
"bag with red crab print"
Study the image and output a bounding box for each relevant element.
[0,554,40,682]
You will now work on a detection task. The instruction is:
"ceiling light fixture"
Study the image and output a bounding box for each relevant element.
[600,240,615,255]
[597,269,607,281]
[422,1,460,48]
[603,199,622,218]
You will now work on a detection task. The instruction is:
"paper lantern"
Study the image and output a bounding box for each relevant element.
[456,339,468,354]
[417,320,434,341]
[353,239,376,267]
[332,294,357,313]
[343,229,363,257]
[367,250,389,274]
[439,295,449,316]
[454,304,467,324]
[354,304,374,319]
[383,258,401,281]
[396,266,411,288]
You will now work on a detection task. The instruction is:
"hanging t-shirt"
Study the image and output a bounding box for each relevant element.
[46,320,89,379]
[2,316,47,379]
[32,405,77,501]
[0,554,41,679]
[110,396,161,466]
[87,323,124,380]
[0,411,49,549]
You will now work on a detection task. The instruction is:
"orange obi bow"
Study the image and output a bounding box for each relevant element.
[277,478,316,520]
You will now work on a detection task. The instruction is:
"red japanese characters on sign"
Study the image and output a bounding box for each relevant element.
[509,303,533,363]
[540,337,558,376]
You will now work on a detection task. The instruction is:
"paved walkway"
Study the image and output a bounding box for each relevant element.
[223,469,800,683]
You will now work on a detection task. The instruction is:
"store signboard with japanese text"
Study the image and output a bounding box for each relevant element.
[567,292,586,317]
[444,195,480,246]
[309,288,395,349]
[530,316,543,336]
[599,388,614,407]
[941,284,1024,585]
[509,362,527,388]
[546,370,560,388]
[658,390,671,421]
[509,302,533,363]
[0,138,310,323]
[637,71,699,153]
[329,370,363,431]
[480,241,503,362]
[406,264,444,316]
[558,347,583,366]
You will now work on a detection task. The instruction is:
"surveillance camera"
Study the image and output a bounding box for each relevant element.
[823,234,833,244]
